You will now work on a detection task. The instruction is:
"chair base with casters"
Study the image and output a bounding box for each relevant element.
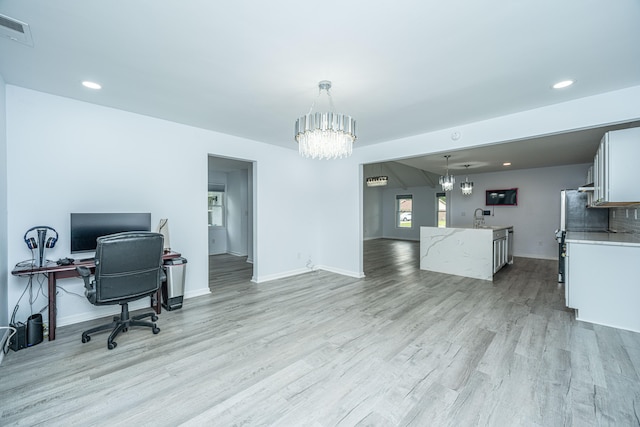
[76,232,166,350]
[81,303,160,350]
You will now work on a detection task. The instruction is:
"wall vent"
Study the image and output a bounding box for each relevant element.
[0,14,33,46]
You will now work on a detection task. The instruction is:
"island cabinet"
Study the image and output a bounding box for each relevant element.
[565,232,640,333]
[420,226,513,281]
[492,228,512,274]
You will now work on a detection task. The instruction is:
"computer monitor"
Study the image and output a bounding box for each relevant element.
[70,213,151,254]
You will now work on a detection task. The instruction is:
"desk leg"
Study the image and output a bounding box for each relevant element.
[48,273,56,341]
[151,289,162,315]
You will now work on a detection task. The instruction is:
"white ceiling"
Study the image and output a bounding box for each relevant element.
[1,1,639,170]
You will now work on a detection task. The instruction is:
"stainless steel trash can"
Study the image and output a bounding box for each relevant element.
[162,257,187,310]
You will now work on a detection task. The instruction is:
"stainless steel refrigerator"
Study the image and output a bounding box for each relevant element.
[555,189,608,282]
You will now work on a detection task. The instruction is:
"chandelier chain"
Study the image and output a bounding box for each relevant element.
[306,84,336,115]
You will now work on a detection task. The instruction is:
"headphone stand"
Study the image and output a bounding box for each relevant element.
[37,229,46,267]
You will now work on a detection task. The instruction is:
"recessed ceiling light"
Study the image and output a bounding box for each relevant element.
[82,81,102,90]
[552,80,574,89]
[503,162,511,166]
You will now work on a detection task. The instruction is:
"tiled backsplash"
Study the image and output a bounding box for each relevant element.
[609,207,640,233]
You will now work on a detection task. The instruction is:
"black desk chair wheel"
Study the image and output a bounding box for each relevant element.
[77,232,165,350]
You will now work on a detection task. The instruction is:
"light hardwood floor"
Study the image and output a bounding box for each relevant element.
[1,239,639,426]
[209,253,253,289]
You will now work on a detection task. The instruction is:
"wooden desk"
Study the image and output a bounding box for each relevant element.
[11,251,181,341]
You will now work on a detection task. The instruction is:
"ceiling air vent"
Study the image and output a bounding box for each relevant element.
[0,14,33,46]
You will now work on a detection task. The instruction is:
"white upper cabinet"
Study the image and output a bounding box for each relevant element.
[593,127,640,206]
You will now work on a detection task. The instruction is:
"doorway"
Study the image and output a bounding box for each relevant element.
[207,155,255,288]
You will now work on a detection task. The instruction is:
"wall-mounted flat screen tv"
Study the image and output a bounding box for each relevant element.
[486,188,518,206]
[70,212,151,254]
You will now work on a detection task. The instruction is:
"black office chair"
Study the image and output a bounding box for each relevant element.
[77,232,165,350]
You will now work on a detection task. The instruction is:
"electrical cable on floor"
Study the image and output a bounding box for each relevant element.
[1,326,18,355]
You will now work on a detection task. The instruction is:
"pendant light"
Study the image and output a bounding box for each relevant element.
[460,164,473,195]
[439,155,455,192]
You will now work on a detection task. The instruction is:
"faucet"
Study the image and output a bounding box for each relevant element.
[473,208,485,228]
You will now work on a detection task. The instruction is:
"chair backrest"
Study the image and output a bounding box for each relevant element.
[93,232,164,304]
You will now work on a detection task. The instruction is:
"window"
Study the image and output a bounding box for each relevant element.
[437,192,447,228]
[208,189,225,226]
[396,194,413,228]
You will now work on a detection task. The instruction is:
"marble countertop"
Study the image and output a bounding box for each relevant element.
[565,231,640,247]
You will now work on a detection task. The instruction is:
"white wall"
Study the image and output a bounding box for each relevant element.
[5,86,329,327]
[449,163,589,259]
[0,75,8,328]
[227,169,249,256]
[208,170,228,255]
[363,185,383,239]
[381,186,438,241]
[312,158,363,278]
[247,166,254,263]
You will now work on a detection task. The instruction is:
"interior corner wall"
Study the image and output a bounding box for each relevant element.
[363,185,383,239]
[226,169,249,257]
[5,85,324,328]
[312,159,363,278]
[0,75,8,327]
[247,165,254,264]
[208,170,228,255]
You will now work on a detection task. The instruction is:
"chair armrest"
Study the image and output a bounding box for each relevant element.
[76,266,92,287]
[76,266,96,302]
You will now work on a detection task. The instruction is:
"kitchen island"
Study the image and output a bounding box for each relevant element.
[420,225,513,281]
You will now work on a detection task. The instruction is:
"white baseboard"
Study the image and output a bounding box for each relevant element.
[515,253,557,261]
[184,287,211,299]
[254,265,365,284]
[315,265,365,279]
[254,268,310,283]
[227,251,247,257]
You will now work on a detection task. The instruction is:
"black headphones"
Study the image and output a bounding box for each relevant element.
[23,226,58,250]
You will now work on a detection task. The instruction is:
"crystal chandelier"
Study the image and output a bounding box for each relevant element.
[295,81,356,160]
[460,164,473,195]
[439,155,455,192]
[366,176,388,187]
[366,163,388,187]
